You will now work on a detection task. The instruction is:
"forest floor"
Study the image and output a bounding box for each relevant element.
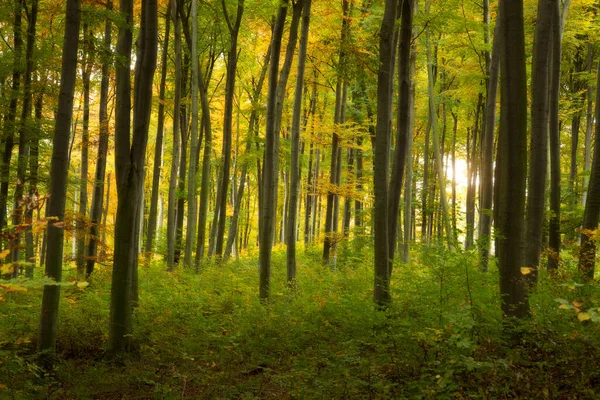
[2,243,600,399]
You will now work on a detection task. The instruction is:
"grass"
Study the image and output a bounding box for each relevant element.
[2,243,600,399]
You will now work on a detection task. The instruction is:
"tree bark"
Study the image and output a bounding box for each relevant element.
[496,0,529,318]
[38,0,81,355]
[17,0,38,276]
[373,0,396,306]
[75,23,92,275]
[212,0,244,258]
[259,2,288,301]
[547,0,562,271]
[478,5,501,272]
[287,0,312,284]
[167,0,182,271]
[389,0,413,270]
[579,59,600,280]
[0,0,22,256]
[108,0,157,355]
[145,2,170,254]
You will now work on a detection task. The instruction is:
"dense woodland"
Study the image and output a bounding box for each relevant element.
[2,0,600,397]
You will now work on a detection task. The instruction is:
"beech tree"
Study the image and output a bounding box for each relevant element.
[496,0,529,318]
[38,0,81,355]
[108,0,157,354]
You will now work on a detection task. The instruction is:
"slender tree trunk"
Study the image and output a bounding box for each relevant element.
[75,24,92,275]
[86,8,110,274]
[38,0,81,355]
[583,43,595,207]
[86,7,111,277]
[225,47,271,259]
[579,59,600,280]
[323,0,349,265]
[547,0,562,271]
[425,0,451,247]
[184,0,200,266]
[478,5,501,272]
[287,0,311,284]
[421,121,430,243]
[167,0,182,271]
[0,0,22,256]
[146,2,170,254]
[25,82,42,277]
[401,29,416,263]
[174,55,189,265]
[389,0,413,270]
[259,2,289,300]
[17,0,38,275]
[108,0,157,355]
[212,0,244,258]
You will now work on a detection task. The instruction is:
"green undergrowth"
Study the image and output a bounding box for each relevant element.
[2,244,600,399]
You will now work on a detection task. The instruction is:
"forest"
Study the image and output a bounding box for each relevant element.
[2,0,600,397]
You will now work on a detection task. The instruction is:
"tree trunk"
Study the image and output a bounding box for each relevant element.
[212,0,244,258]
[195,63,213,270]
[38,0,81,355]
[582,43,595,207]
[146,2,170,254]
[75,24,92,275]
[323,1,349,265]
[287,0,311,284]
[167,0,182,271]
[225,46,271,260]
[108,0,157,354]
[183,0,200,266]
[259,1,289,300]
[373,0,396,306]
[579,59,600,280]
[425,0,452,247]
[389,0,413,270]
[547,0,562,271]
[496,0,529,318]
[17,0,38,276]
[0,0,22,256]
[478,4,501,272]
[86,1,112,277]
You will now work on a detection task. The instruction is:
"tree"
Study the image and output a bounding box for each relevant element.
[524,0,554,283]
[0,0,22,261]
[167,0,182,272]
[323,0,349,267]
[389,0,413,269]
[184,0,201,267]
[496,0,529,318]
[15,0,39,275]
[287,0,312,284]
[578,59,600,280]
[75,22,93,275]
[373,0,396,306]
[108,0,157,354]
[478,2,501,272]
[146,2,171,254]
[212,0,244,258]
[38,0,81,355]
[86,0,112,278]
[259,0,289,301]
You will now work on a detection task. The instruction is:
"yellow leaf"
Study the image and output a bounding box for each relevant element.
[578,313,592,322]
[520,267,534,275]
[0,384,7,389]
[559,304,571,310]
[76,281,89,289]
[0,249,10,260]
